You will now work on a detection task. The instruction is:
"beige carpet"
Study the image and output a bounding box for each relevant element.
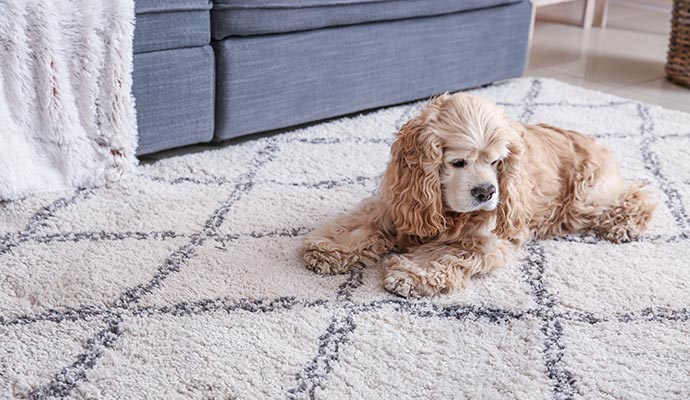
[1,78,689,399]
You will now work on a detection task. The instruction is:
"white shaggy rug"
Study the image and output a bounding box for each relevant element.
[1,78,689,399]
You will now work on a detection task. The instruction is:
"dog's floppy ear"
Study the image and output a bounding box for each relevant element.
[382,105,446,238]
[494,124,531,240]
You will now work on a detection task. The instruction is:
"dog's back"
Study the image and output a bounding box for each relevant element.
[521,123,652,239]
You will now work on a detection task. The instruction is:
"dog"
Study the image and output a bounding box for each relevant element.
[303,93,656,298]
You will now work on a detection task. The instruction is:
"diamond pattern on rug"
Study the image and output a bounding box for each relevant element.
[72,307,333,399]
[652,136,690,183]
[1,237,185,317]
[543,241,690,314]
[1,78,689,400]
[0,192,74,235]
[138,236,351,307]
[316,311,550,400]
[561,321,690,399]
[529,102,643,137]
[0,320,106,399]
[642,193,686,237]
[596,136,657,182]
[32,179,237,235]
[139,139,261,184]
[219,181,377,235]
[253,141,390,185]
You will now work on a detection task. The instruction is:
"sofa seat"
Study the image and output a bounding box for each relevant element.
[133,0,215,155]
[212,0,522,37]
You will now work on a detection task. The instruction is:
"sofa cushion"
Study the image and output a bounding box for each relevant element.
[213,0,531,140]
[212,0,521,38]
[135,0,211,14]
[134,0,211,53]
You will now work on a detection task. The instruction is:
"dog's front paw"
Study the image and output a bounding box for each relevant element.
[383,256,456,298]
[599,225,640,243]
[303,242,356,275]
[384,269,423,298]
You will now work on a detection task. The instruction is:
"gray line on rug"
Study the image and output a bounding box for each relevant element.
[615,307,690,323]
[246,226,312,239]
[551,232,690,245]
[522,243,579,400]
[113,240,202,309]
[561,308,690,324]
[287,312,358,400]
[5,288,688,330]
[534,100,634,109]
[266,176,376,190]
[147,175,230,186]
[0,305,113,326]
[131,296,328,319]
[638,104,690,232]
[202,144,279,234]
[496,100,634,110]
[284,137,393,146]
[541,317,577,400]
[0,189,93,255]
[29,314,123,399]
[588,132,638,140]
[212,226,312,245]
[146,174,380,191]
[28,230,183,245]
[23,189,94,233]
[336,266,365,302]
[1,296,329,330]
[519,79,542,123]
[363,299,530,324]
[657,131,690,140]
[287,262,368,396]
[522,243,557,309]
[283,266,366,398]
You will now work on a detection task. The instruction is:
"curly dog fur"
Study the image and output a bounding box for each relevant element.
[303,93,656,298]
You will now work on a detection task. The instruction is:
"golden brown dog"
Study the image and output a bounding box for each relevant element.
[303,93,656,298]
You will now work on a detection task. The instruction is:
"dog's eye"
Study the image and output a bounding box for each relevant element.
[451,159,466,168]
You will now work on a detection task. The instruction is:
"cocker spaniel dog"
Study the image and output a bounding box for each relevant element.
[303,93,656,298]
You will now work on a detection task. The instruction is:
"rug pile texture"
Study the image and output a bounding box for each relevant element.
[0,0,137,201]
[1,78,689,399]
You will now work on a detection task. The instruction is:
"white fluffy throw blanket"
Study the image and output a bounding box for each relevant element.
[0,0,137,201]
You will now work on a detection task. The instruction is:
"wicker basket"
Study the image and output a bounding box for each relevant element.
[666,0,690,87]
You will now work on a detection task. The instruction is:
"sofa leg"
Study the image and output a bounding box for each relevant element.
[582,0,595,28]
[529,0,537,41]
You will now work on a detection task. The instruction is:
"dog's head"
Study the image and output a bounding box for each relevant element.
[381,93,530,239]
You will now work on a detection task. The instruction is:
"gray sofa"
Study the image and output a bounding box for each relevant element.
[133,0,532,155]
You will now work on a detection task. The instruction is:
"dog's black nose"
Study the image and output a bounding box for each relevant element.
[471,184,496,202]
